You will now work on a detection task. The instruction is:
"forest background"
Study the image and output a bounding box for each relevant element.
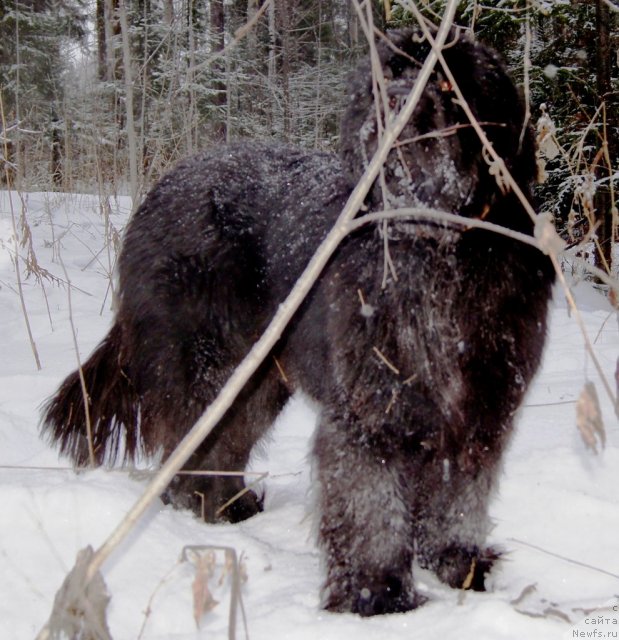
[0,0,617,273]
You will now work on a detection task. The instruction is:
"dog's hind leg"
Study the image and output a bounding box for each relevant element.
[160,355,292,523]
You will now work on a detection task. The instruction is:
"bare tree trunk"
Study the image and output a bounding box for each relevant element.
[137,0,150,177]
[13,2,23,187]
[277,1,291,140]
[210,0,227,142]
[185,0,197,155]
[163,0,173,24]
[104,0,123,184]
[96,0,107,81]
[347,0,359,49]
[246,0,258,50]
[314,0,323,147]
[103,0,120,82]
[118,0,139,206]
[50,109,62,187]
[268,0,277,133]
[593,0,615,275]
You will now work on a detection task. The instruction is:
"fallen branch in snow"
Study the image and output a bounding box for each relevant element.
[136,557,182,640]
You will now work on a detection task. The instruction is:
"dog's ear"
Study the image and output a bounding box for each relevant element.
[439,38,535,182]
[379,28,431,76]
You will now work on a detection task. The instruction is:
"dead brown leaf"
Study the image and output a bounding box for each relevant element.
[576,381,606,454]
[191,551,219,628]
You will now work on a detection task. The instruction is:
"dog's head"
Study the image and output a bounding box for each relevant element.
[340,28,535,223]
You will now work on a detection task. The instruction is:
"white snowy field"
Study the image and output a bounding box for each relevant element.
[1,190,618,640]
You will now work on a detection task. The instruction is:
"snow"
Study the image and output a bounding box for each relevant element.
[1,190,619,639]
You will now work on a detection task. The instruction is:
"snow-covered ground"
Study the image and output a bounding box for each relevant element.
[1,190,618,640]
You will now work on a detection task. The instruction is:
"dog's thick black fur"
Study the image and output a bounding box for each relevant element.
[42,29,555,615]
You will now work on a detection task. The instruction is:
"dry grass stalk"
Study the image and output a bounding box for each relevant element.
[181,545,249,640]
[0,92,42,370]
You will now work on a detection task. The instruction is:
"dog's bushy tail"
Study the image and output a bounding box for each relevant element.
[41,323,140,466]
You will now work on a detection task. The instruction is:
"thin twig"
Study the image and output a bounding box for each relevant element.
[352,0,398,286]
[1,93,42,370]
[348,206,543,249]
[118,0,139,206]
[568,256,619,293]
[372,346,401,375]
[7,202,42,370]
[137,560,181,640]
[509,537,619,580]
[58,256,96,467]
[519,5,532,149]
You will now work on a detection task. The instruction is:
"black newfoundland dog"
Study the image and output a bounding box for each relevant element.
[43,29,555,615]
